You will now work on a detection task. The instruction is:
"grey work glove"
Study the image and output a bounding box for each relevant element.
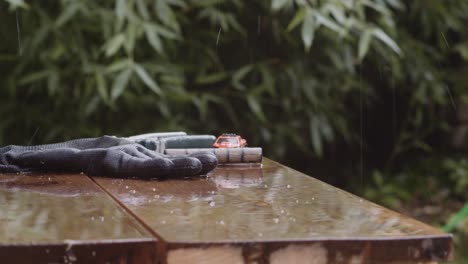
[0,136,217,179]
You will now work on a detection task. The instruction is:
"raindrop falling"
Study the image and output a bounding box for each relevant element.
[15,10,21,55]
[216,27,222,51]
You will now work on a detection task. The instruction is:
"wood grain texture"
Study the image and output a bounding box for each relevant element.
[94,158,453,264]
[0,173,157,263]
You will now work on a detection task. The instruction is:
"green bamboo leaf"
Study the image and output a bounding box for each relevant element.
[271,0,289,11]
[18,70,49,85]
[85,96,100,116]
[316,13,344,34]
[55,3,80,27]
[156,0,180,32]
[165,0,186,8]
[5,0,29,9]
[232,65,253,90]
[309,116,323,156]
[106,59,132,74]
[372,171,384,186]
[386,0,405,10]
[455,43,468,60]
[358,28,374,61]
[136,0,150,20]
[247,95,267,122]
[124,23,137,54]
[47,72,59,95]
[259,65,276,96]
[111,68,133,100]
[153,24,180,40]
[134,64,162,95]
[287,8,306,32]
[105,34,125,57]
[192,96,207,121]
[301,10,316,52]
[115,0,126,18]
[443,203,468,232]
[320,116,334,142]
[327,4,345,24]
[361,0,390,15]
[373,28,402,55]
[195,72,227,84]
[95,72,108,102]
[144,25,163,53]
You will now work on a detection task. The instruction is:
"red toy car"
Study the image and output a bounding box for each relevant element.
[213,134,247,148]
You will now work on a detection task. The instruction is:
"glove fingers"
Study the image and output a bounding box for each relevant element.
[168,157,202,177]
[121,147,152,159]
[0,164,22,173]
[188,152,218,175]
[135,145,160,158]
[100,150,173,179]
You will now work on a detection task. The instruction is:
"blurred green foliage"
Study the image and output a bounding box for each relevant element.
[1,0,468,261]
[365,156,468,263]
[1,0,406,152]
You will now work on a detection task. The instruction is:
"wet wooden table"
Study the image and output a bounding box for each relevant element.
[0,158,453,264]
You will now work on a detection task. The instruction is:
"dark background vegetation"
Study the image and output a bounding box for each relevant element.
[1,0,467,262]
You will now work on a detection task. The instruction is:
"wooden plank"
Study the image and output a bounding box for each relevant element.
[93,158,453,264]
[0,173,157,264]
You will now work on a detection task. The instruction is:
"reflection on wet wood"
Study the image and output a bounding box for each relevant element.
[94,159,453,264]
[0,174,156,263]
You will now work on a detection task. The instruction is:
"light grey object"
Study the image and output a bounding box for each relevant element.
[158,135,216,153]
[126,132,187,141]
[127,133,216,154]
[165,148,262,164]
